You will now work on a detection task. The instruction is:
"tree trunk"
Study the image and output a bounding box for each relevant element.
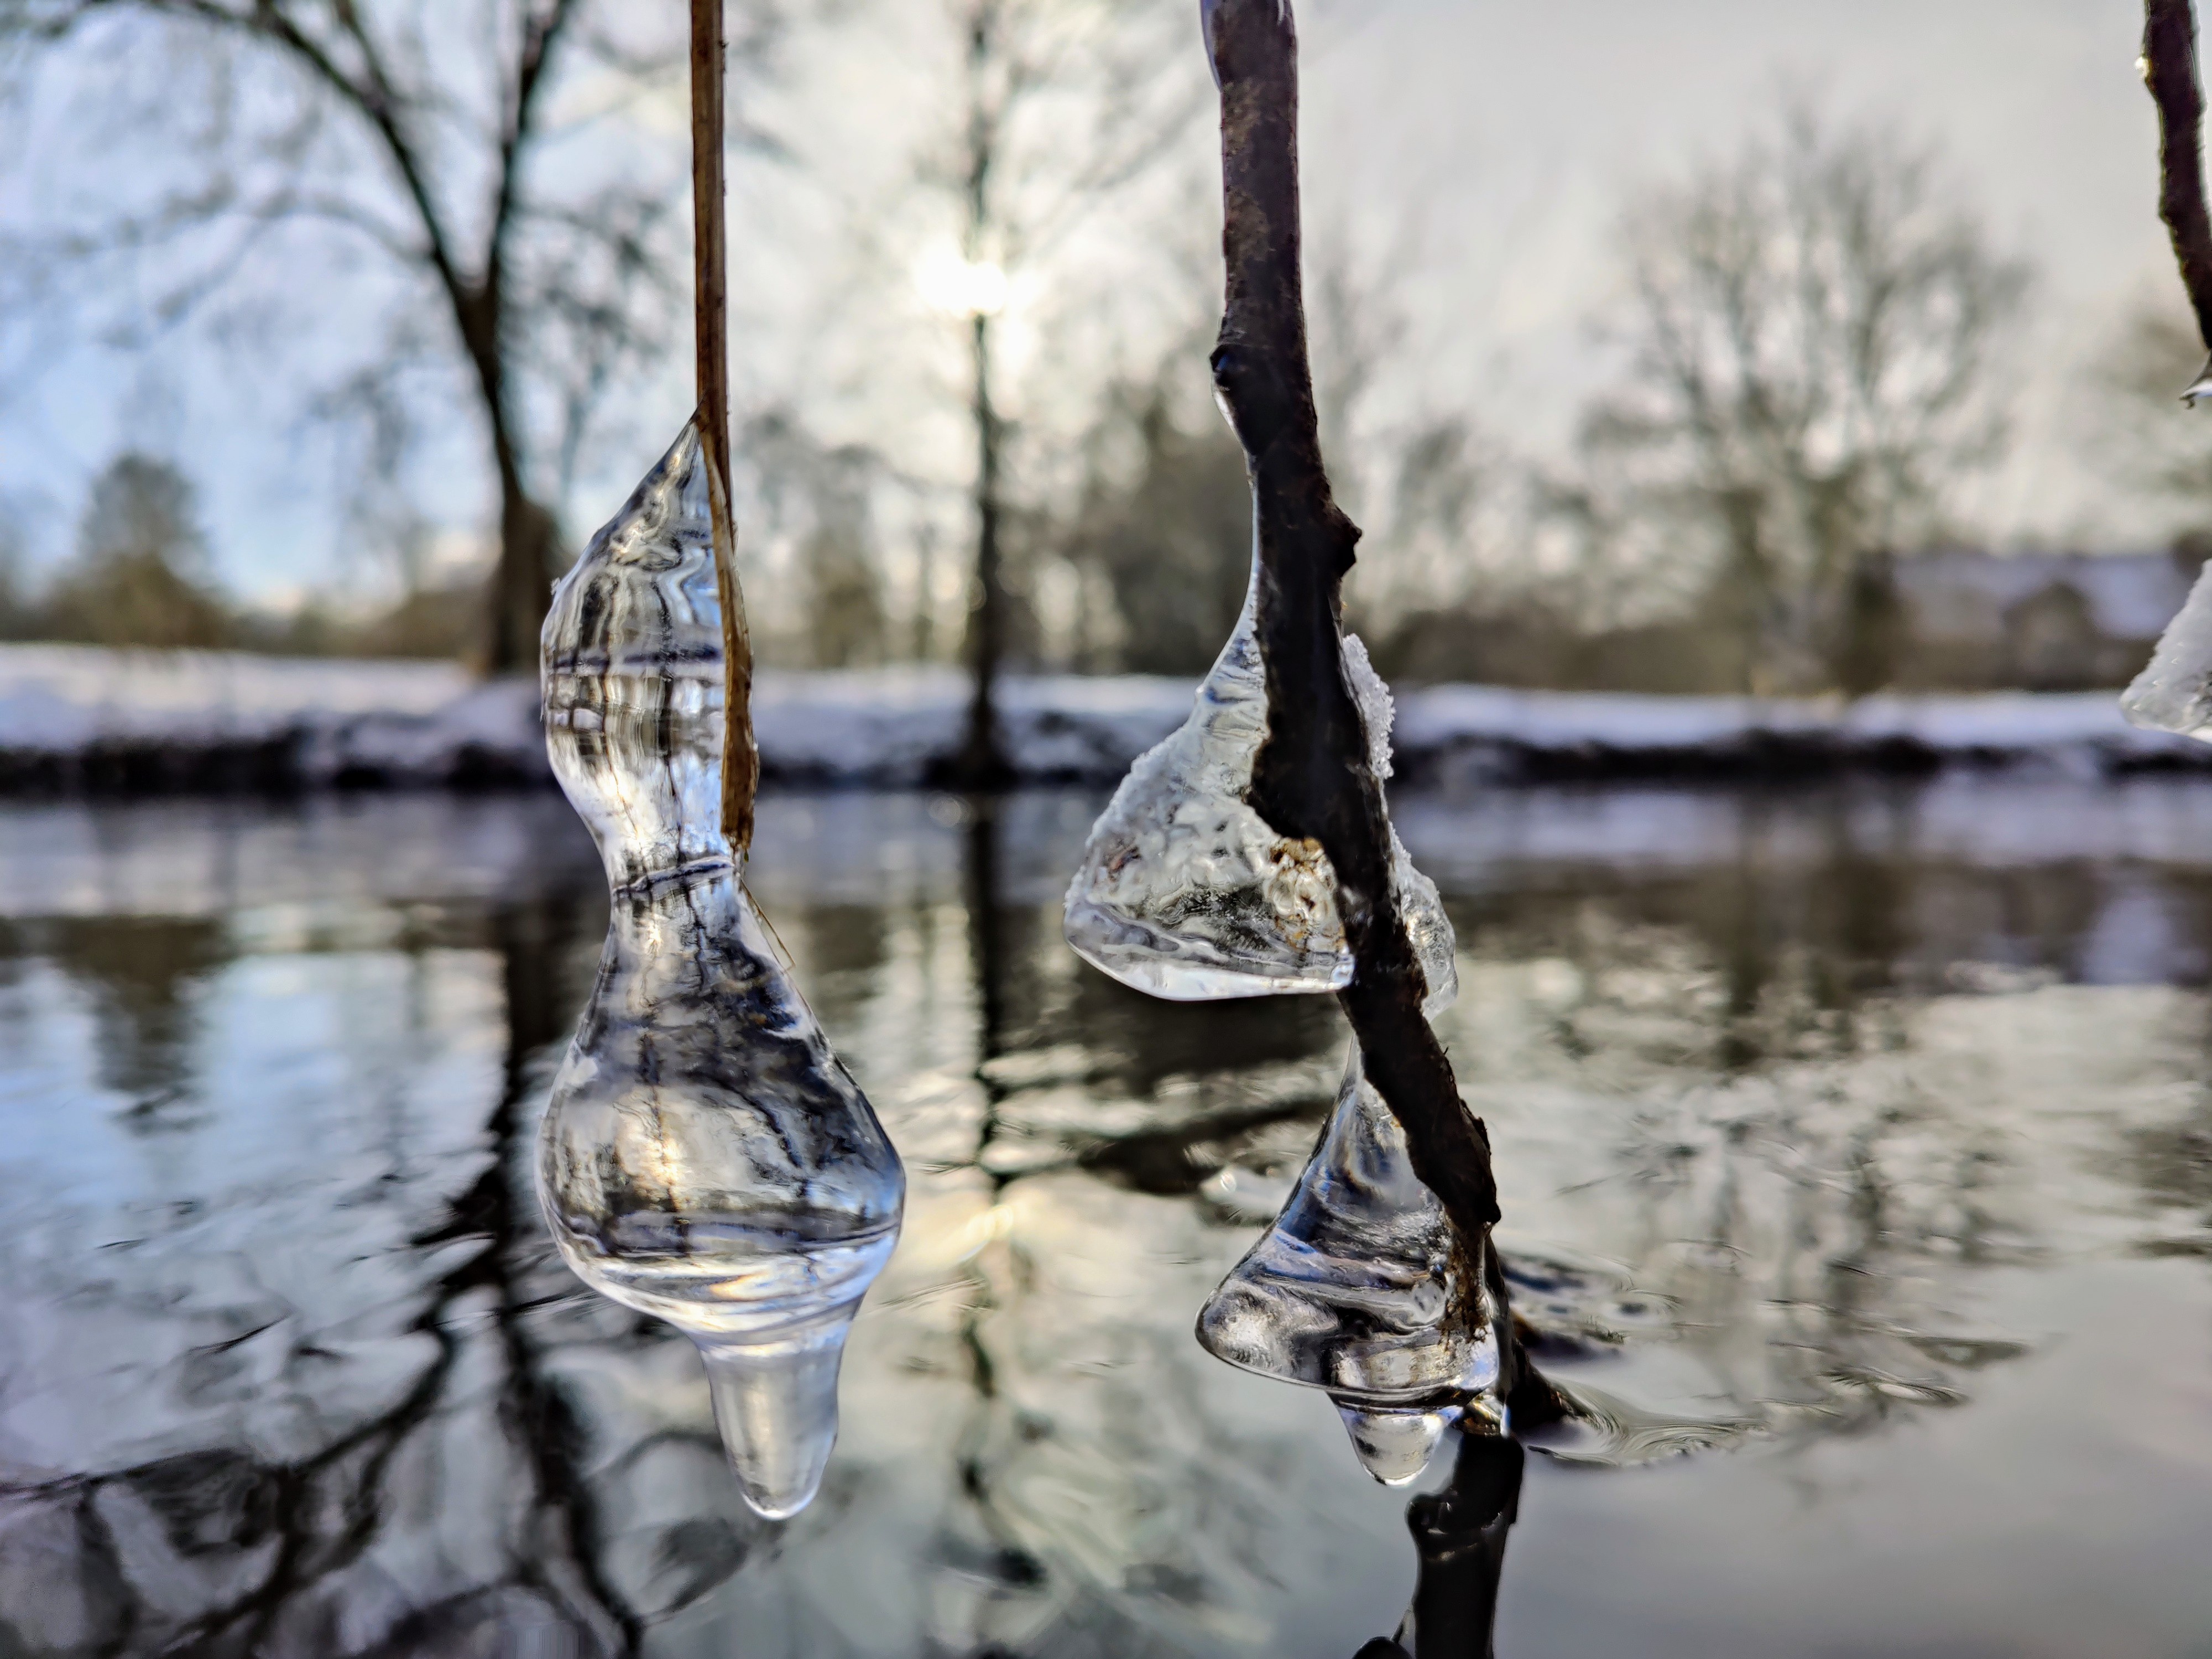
[950,309,1011,787]
[452,281,559,676]
[487,473,560,675]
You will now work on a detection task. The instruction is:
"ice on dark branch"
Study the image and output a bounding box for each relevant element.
[1196,1045,1500,1485]
[2123,556,2212,741]
[537,420,904,1521]
[1062,552,1457,1008]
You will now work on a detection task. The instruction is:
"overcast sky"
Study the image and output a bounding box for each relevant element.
[1298,0,2182,545]
[0,0,2192,601]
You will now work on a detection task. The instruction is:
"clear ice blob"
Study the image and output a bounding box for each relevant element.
[1196,1044,1498,1486]
[1335,1399,1465,1486]
[2122,555,2212,740]
[537,419,904,1520]
[1062,552,1457,1008]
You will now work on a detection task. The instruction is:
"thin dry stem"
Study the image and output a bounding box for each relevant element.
[691,0,757,846]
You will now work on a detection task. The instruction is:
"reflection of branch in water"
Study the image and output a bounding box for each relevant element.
[0,891,645,1655]
[1355,1429,1523,1659]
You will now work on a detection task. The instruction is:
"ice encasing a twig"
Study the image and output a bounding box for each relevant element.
[1196,1045,1500,1485]
[1062,552,1457,1006]
[536,421,904,1520]
[2123,557,2212,740]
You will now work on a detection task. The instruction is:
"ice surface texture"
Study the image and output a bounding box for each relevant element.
[1197,1045,1499,1484]
[2122,557,2212,742]
[538,420,904,1519]
[1061,554,1457,1007]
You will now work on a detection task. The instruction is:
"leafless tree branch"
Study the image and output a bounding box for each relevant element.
[2144,0,2212,399]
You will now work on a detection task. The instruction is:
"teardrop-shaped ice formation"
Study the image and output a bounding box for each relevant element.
[2122,556,2212,740]
[1335,1399,1464,1486]
[1196,1044,1498,1485]
[698,1322,856,1521]
[1062,552,1457,1008]
[536,420,904,1520]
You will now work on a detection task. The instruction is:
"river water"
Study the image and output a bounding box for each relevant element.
[2,779,2210,1657]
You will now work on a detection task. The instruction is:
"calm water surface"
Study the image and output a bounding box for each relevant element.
[3,780,2211,1657]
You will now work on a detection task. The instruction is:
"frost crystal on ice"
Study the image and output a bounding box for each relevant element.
[538,420,904,1521]
[1344,633,1458,1014]
[2122,556,2212,741]
[1062,555,1456,1007]
[1195,1045,1499,1485]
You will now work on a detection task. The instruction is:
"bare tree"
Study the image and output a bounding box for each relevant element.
[899,0,1204,782]
[1302,235,1504,645]
[1577,106,2026,694]
[0,0,779,670]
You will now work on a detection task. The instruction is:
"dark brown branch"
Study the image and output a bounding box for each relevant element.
[490,0,581,266]
[691,0,758,848]
[2145,0,2212,394]
[1202,0,1556,1423]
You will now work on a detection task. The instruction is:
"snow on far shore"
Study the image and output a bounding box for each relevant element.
[1,642,2205,794]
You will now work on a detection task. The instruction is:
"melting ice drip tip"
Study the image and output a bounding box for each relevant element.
[536,421,904,1519]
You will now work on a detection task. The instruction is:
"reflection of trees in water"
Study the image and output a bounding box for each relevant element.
[15,792,2212,1653]
[23,915,229,1122]
[904,800,1365,1656]
[2126,998,2212,1261]
[0,887,690,1656]
[847,799,2211,1649]
[1447,886,2075,1443]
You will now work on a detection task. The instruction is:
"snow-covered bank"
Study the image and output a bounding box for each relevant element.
[1392,685,2210,783]
[1,643,2205,793]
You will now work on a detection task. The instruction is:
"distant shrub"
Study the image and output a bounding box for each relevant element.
[42,453,232,650]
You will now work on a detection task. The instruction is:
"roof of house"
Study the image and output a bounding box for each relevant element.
[1895,549,2199,641]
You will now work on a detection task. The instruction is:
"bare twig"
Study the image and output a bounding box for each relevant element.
[1201,0,1556,1422]
[2143,0,2212,399]
[692,0,758,848]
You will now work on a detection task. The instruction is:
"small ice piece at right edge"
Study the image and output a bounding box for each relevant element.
[2122,555,2212,740]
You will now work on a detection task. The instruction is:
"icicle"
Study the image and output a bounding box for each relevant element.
[2122,555,2212,740]
[1195,1045,1498,1486]
[536,420,904,1521]
[1062,549,1457,1007]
